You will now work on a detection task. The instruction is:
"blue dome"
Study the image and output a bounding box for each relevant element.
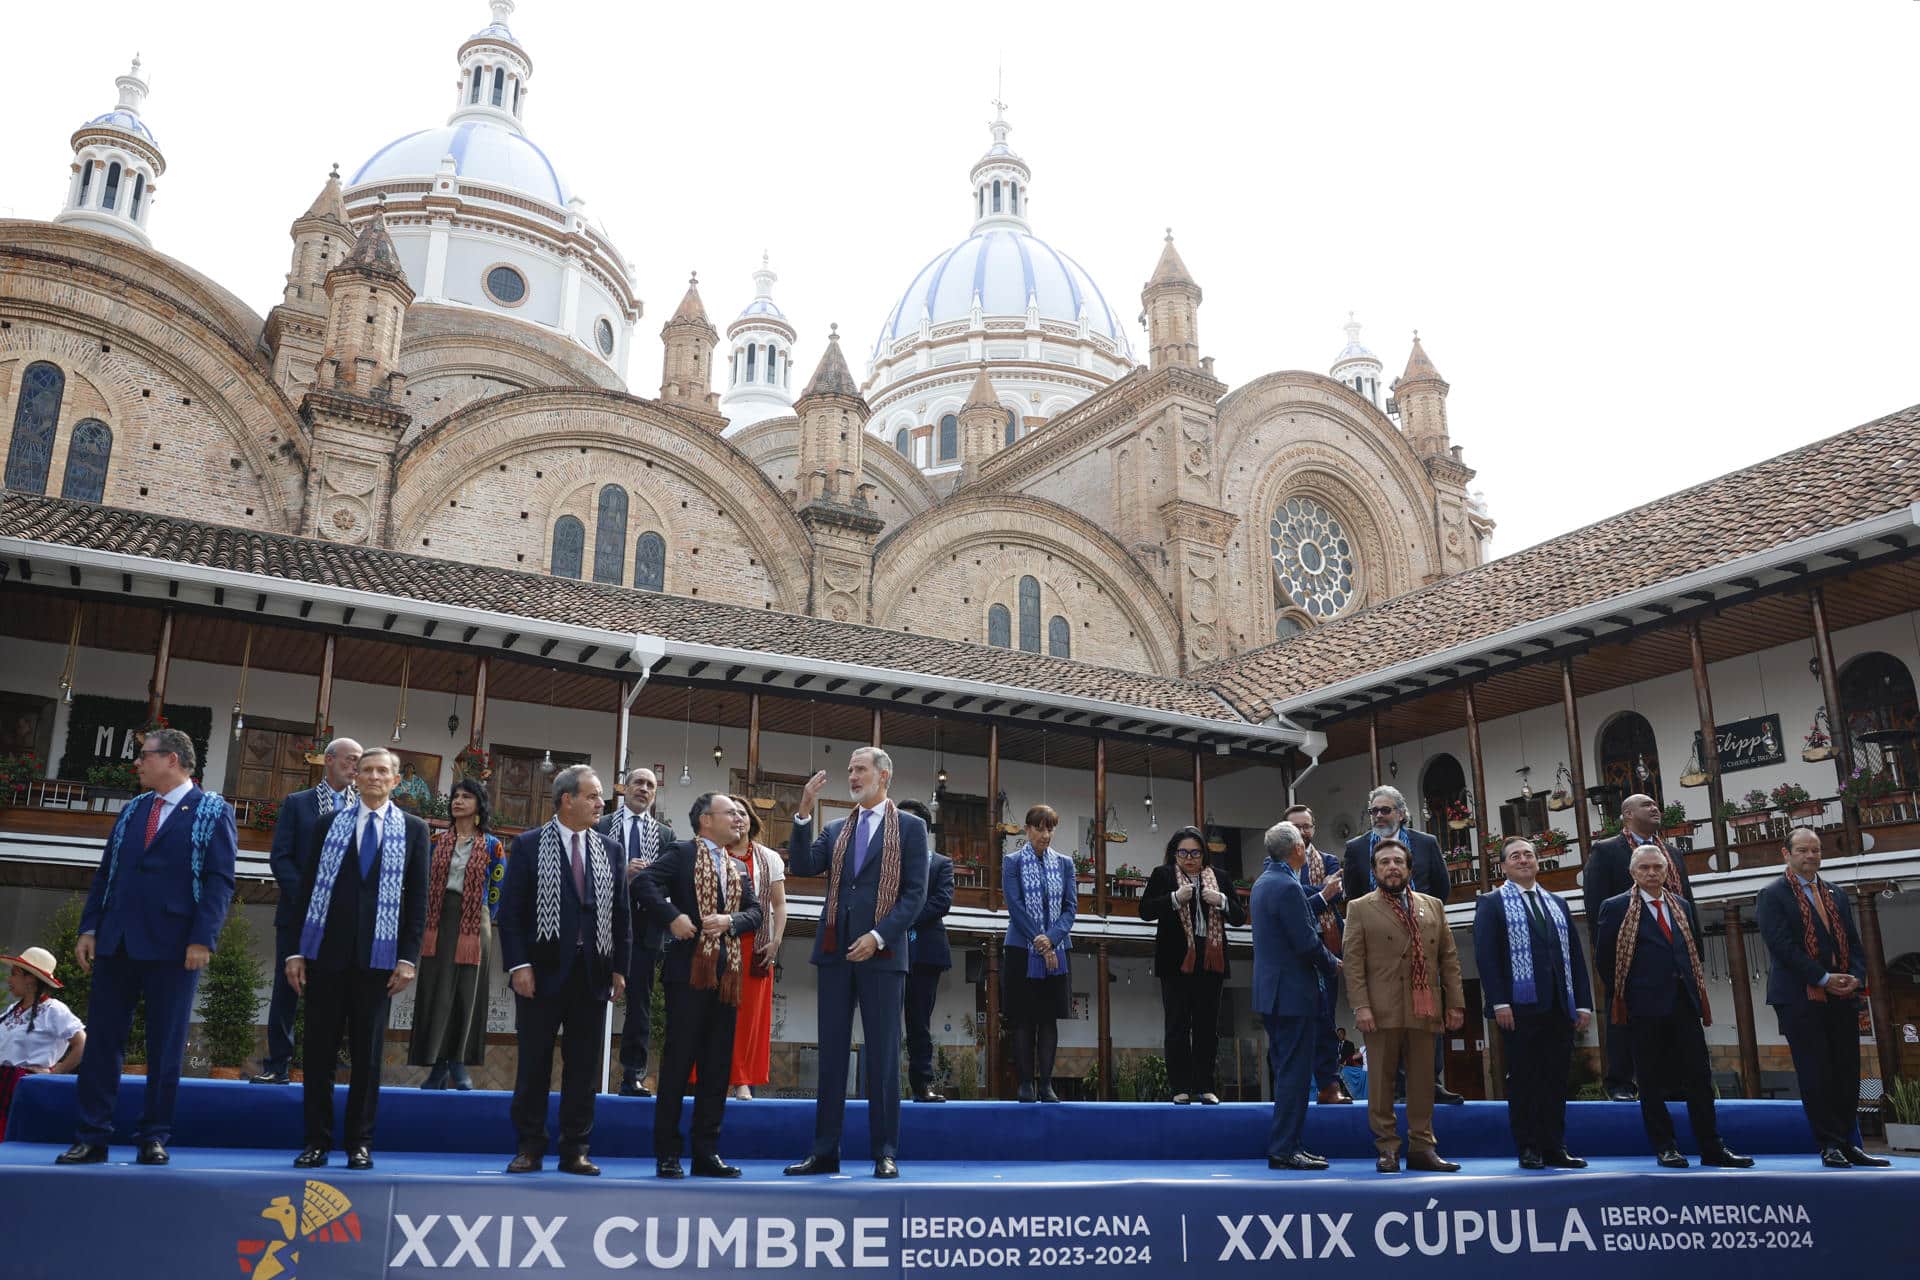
[1333,339,1378,364]
[874,230,1131,359]
[737,297,787,321]
[351,121,568,206]
[85,109,155,145]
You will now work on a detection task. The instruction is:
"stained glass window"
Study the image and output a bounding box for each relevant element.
[1005,408,1018,447]
[987,604,1011,648]
[593,486,628,584]
[596,318,615,356]
[1269,496,1356,622]
[550,515,584,579]
[485,265,526,305]
[1017,576,1041,652]
[1048,615,1071,658]
[634,531,665,591]
[939,414,957,461]
[102,162,121,212]
[60,418,111,503]
[5,362,65,494]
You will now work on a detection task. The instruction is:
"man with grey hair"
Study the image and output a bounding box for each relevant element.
[784,745,929,1179]
[256,735,363,1084]
[1341,783,1459,1104]
[1252,820,1341,1170]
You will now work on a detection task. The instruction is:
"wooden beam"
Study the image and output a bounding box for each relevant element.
[1810,587,1864,856]
[1855,886,1900,1093]
[146,607,175,723]
[469,655,488,748]
[1192,750,1206,830]
[1095,940,1114,1102]
[1687,620,1730,868]
[1093,737,1108,918]
[313,632,336,740]
[1368,710,1382,790]
[987,723,1002,911]
[1722,903,1762,1098]
[746,692,761,786]
[1464,681,1491,892]
[870,708,882,748]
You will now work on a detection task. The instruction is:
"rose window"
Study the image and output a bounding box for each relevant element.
[1270,497,1355,622]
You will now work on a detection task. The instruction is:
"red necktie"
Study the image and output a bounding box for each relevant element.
[144,793,165,845]
[1652,898,1673,942]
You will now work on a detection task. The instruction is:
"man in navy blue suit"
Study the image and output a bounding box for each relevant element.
[1597,847,1752,1170]
[1755,827,1887,1168]
[1284,805,1351,1104]
[59,727,236,1166]
[1252,820,1342,1170]
[782,747,929,1179]
[1474,836,1592,1169]
[896,798,953,1104]
[254,736,362,1085]
[1341,785,1459,1104]
[497,765,629,1176]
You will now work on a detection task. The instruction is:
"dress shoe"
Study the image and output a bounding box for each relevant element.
[1433,1083,1466,1105]
[1037,1083,1061,1103]
[1843,1145,1892,1168]
[559,1154,601,1176]
[1701,1146,1754,1169]
[1606,1085,1639,1102]
[1407,1150,1461,1173]
[55,1142,107,1165]
[447,1063,474,1091]
[1544,1150,1587,1169]
[421,1062,450,1091]
[1016,1082,1037,1103]
[692,1156,741,1178]
[249,1071,291,1085]
[346,1147,373,1171]
[1269,1152,1329,1171]
[1376,1154,1400,1174]
[1518,1148,1545,1170]
[874,1156,899,1179]
[912,1085,947,1103]
[1316,1083,1352,1105]
[506,1151,543,1174]
[784,1154,840,1176]
[656,1157,686,1179]
[619,1077,654,1098]
[294,1147,329,1169]
[1655,1148,1689,1169]
[1820,1146,1852,1168]
[137,1141,169,1166]
[1199,1092,1220,1105]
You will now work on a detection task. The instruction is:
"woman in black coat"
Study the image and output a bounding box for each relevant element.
[1138,826,1246,1103]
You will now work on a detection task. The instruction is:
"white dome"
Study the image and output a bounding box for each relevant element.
[351,121,569,208]
[873,229,1131,360]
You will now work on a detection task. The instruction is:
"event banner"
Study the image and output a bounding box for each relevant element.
[6,1165,1905,1278]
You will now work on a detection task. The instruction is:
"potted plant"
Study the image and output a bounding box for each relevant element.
[454,743,493,782]
[0,752,41,805]
[1113,863,1147,896]
[247,799,280,832]
[1598,813,1623,838]
[1801,711,1835,763]
[1841,765,1890,807]
[1887,1077,1920,1154]
[1769,781,1823,820]
[196,899,264,1079]
[1444,845,1473,866]
[1659,802,1692,839]
[1073,853,1094,886]
[85,760,140,810]
[1728,789,1773,828]
[1443,799,1473,831]
[1232,877,1253,900]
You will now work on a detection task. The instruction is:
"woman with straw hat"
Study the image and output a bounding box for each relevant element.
[0,947,87,1141]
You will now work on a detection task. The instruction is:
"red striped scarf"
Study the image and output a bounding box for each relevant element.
[1609,892,1711,1026]
[821,802,902,957]
[1385,890,1435,1019]
[692,842,744,1005]
[1787,871,1850,1002]
[421,829,492,965]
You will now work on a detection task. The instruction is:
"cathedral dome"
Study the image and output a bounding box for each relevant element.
[872,229,1129,361]
[351,122,569,206]
[85,108,156,145]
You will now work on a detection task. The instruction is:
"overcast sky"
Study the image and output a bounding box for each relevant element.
[5,1,1914,556]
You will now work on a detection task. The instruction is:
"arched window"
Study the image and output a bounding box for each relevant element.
[987,604,1011,648]
[977,187,984,218]
[5,362,65,494]
[101,161,122,212]
[938,413,958,461]
[1420,754,1468,842]
[745,344,756,383]
[59,419,111,503]
[77,160,94,206]
[470,67,483,103]
[766,344,778,384]
[1047,615,1070,658]
[1839,652,1919,789]
[634,531,666,592]
[1010,180,1019,215]
[129,174,146,222]
[894,429,910,456]
[992,179,1002,213]
[1004,407,1018,447]
[1597,711,1662,812]
[593,485,628,584]
[1017,576,1041,652]
[550,515,584,579]
[513,80,522,114]
[492,67,506,107]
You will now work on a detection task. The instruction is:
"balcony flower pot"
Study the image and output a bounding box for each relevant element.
[1801,745,1835,763]
[1787,802,1825,820]
[1728,811,1771,829]
[1678,769,1709,788]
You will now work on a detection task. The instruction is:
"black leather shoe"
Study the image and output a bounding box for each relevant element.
[1037,1085,1061,1103]
[874,1156,899,1179]
[1518,1148,1545,1170]
[619,1076,654,1098]
[1375,1154,1400,1173]
[135,1140,169,1166]
[693,1156,741,1178]
[249,1071,291,1085]
[294,1147,329,1169]
[785,1154,840,1176]
[559,1154,601,1176]
[656,1157,686,1179]
[911,1085,948,1103]
[1407,1150,1461,1173]
[506,1150,543,1174]
[1821,1146,1852,1168]
[1545,1150,1587,1169]
[1606,1085,1639,1102]
[1269,1152,1329,1171]
[346,1147,373,1171]
[1433,1083,1466,1105]
[1016,1082,1037,1103]
[1843,1145,1892,1168]
[1701,1146,1754,1169]
[1655,1148,1689,1169]
[55,1142,107,1165]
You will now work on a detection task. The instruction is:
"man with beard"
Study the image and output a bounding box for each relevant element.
[1284,804,1350,1103]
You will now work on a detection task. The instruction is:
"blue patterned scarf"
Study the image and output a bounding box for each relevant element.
[1499,880,1575,1009]
[1016,844,1070,979]
[101,789,230,909]
[301,806,408,970]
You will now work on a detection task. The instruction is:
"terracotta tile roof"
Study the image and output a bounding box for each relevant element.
[1200,403,1920,720]
[0,493,1242,724]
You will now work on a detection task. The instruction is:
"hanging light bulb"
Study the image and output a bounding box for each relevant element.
[232,624,254,742]
[1517,765,1533,799]
[712,701,723,766]
[1145,749,1157,831]
[540,748,555,775]
[679,761,692,785]
[232,705,246,741]
[58,605,83,705]
[680,688,693,785]
[392,646,412,744]
[936,725,947,786]
[1634,752,1650,783]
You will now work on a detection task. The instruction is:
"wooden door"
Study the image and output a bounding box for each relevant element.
[232,724,316,803]
[940,793,989,884]
[489,745,590,831]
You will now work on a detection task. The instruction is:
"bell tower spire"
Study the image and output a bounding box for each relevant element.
[449,1,531,134]
[970,78,1032,233]
[55,54,166,247]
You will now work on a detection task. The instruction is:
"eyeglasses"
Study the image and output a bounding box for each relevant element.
[1175,848,1204,857]
[1368,806,1398,817]
[137,748,171,758]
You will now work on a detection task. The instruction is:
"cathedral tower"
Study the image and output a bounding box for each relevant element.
[1392,332,1450,456]
[266,166,356,397]
[54,56,165,248]
[957,365,1003,480]
[719,253,798,432]
[660,273,721,415]
[793,328,883,623]
[1331,313,1384,409]
[1141,230,1204,373]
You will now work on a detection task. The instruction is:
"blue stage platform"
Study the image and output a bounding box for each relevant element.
[3,1077,1912,1278]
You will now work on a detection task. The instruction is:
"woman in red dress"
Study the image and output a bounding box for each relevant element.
[723,794,785,1099]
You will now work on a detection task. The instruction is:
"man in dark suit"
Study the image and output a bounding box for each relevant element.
[285,747,430,1170]
[254,736,362,1085]
[897,798,953,1103]
[60,728,237,1167]
[634,792,761,1179]
[1340,785,1459,1103]
[782,747,929,1179]
[1474,836,1593,1169]
[1596,847,1752,1169]
[1252,820,1342,1170]
[1755,827,1887,1168]
[1285,805,1350,1103]
[1583,792,1694,1101]
[597,766,666,1097]
[497,765,629,1176]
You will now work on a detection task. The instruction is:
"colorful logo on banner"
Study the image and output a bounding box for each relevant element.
[235,1180,362,1280]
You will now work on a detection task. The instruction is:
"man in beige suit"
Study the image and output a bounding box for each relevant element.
[1344,838,1465,1173]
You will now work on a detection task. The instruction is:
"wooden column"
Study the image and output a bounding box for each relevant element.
[146,607,175,722]
[1095,940,1113,1100]
[1560,656,1594,852]
[468,655,489,747]
[1721,902,1763,1097]
[1191,751,1206,830]
[1464,683,1492,891]
[312,633,337,739]
[746,692,762,786]
[987,723,1002,910]
[984,937,1003,1099]
[1855,886,1900,1091]
[1369,710,1383,790]
[1093,737,1109,916]
[1687,620,1731,869]
[870,708,883,748]
[1810,587,1863,856]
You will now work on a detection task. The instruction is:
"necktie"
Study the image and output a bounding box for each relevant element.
[1652,897,1673,943]
[359,812,380,879]
[624,814,640,869]
[144,793,165,845]
[1524,888,1546,933]
[571,832,587,901]
[851,810,873,877]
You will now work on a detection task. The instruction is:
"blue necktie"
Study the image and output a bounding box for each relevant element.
[359,814,380,879]
[851,811,873,877]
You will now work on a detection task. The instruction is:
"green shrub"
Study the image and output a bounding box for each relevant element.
[197,900,264,1068]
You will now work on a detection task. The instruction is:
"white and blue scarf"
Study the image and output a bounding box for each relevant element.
[1499,880,1575,1009]
[101,789,230,909]
[301,806,408,970]
[534,821,615,957]
[1015,844,1071,979]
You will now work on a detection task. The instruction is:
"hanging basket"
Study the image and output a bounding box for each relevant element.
[1447,818,1472,831]
[1206,838,1227,853]
[1546,790,1573,812]
[1800,745,1835,763]
[1678,769,1709,788]
[1103,830,1129,843]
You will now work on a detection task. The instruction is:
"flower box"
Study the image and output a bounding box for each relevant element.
[1728,811,1771,829]
[1787,802,1824,820]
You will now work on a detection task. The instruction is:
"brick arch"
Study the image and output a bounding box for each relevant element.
[391,388,813,610]
[730,415,939,524]
[871,492,1183,675]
